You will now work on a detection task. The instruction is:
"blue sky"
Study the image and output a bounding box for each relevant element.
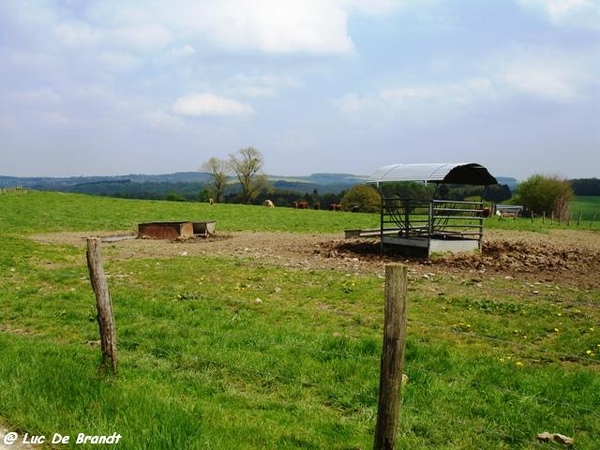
[1,0,598,180]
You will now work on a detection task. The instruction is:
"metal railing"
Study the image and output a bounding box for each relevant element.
[380,198,484,242]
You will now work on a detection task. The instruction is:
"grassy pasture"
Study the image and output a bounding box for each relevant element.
[0,190,598,449]
[571,196,600,221]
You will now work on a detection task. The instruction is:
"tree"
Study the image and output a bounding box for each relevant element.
[570,178,600,196]
[229,147,268,204]
[379,181,433,200]
[201,157,230,202]
[514,174,574,219]
[341,184,381,213]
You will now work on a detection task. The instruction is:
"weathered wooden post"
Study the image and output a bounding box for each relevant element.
[86,237,117,374]
[374,264,408,450]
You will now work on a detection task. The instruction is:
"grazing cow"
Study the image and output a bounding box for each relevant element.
[295,201,309,209]
[264,199,275,208]
[350,205,359,213]
[329,203,342,211]
[209,198,214,206]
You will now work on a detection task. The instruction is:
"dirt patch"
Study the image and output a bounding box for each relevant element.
[31,229,600,288]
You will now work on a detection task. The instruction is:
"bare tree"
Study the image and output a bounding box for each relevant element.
[201,157,230,203]
[229,147,268,204]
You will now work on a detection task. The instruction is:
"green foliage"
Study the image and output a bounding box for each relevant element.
[514,174,574,218]
[571,178,600,196]
[165,192,185,202]
[340,184,380,212]
[379,181,433,200]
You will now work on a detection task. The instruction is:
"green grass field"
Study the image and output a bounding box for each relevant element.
[571,196,600,221]
[0,190,598,449]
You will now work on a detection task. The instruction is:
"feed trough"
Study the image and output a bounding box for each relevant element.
[192,221,216,237]
[138,222,194,240]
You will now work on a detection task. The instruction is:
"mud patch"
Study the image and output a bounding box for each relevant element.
[30,229,600,288]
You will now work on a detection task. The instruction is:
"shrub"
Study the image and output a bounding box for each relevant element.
[341,184,381,213]
[514,175,574,219]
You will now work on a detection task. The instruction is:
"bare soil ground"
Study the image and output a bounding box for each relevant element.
[33,228,600,289]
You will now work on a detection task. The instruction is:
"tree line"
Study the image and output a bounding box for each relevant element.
[20,146,594,215]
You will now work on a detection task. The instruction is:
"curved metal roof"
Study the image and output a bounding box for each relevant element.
[367,162,497,186]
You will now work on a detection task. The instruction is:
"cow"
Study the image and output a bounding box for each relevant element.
[264,199,275,208]
[294,201,309,209]
[329,203,342,211]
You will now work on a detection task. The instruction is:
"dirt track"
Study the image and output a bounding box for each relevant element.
[34,228,600,289]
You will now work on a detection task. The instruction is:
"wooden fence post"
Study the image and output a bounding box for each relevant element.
[86,238,118,374]
[374,264,408,450]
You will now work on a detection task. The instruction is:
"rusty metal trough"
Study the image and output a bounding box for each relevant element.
[138,222,194,240]
[192,220,216,237]
[138,221,216,240]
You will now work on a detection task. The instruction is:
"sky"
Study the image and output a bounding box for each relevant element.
[1,0,599,181]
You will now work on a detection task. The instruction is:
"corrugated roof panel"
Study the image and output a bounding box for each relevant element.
[367,163,497,185]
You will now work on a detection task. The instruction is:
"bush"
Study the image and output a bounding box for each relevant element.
[514,175,574,219]
[341,184,381,213]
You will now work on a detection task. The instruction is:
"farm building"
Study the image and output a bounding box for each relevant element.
[363,162,497,256]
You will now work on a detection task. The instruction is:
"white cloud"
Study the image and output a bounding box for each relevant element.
[111,24,172,50]
[83,0,373,55]
[339,0,428,15]
[13,88,61,104]
[333,93,380,113]
[40,111,71,128]
[98,51,142,72]
[142,110,186,131]
[152,44,195,66]
[335,77,494,115]
[231,73,302,98]
[7,0,410,59]
[515,0,600,30]
[171,93,254,117]
[192,0,354,55]
[493,47,593,101]
[53,21,102,47]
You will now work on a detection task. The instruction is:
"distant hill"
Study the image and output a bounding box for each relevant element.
[1,171,521,201]
[496,177,518,191]
[0,172,367,195]
[0,171,212,189]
